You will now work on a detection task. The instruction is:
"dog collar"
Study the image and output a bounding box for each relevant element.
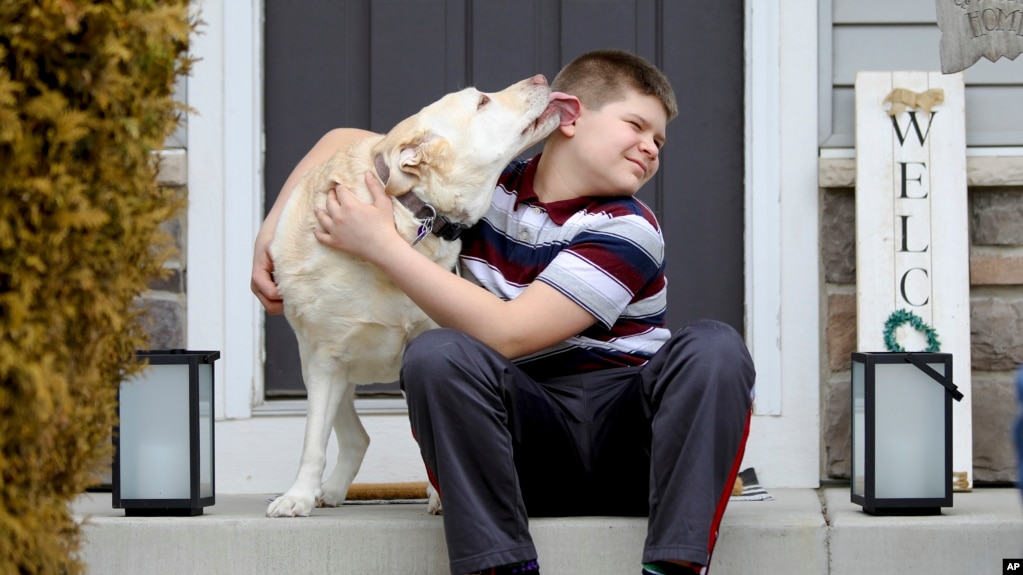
[375,154,469,245]
[394,192,471,245]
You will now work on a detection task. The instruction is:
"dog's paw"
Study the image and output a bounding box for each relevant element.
[317,490,345,508]
[266,492,317,517]
[426,482,442,515]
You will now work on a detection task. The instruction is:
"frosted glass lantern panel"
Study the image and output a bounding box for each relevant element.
[873,362,946,499]
[119,364,190,499]
[199,362,214,498]
[851,361,866,498]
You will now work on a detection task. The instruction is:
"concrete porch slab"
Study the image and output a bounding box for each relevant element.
[72,487,1021,574]
[824,487,1023,575]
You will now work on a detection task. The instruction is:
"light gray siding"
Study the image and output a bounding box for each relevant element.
[821,0,1023,147]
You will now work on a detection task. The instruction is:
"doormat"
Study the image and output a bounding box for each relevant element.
[343,481,428,505]
[268,471,772,506]
[731,467,773,501]
[265,482,429,506]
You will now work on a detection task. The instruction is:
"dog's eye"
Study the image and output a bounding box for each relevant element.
[477,94,490,110]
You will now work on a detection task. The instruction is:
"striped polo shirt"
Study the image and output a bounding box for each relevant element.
[459,155,670,378]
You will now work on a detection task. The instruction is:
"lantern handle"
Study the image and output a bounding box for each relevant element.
[904,353,964,402]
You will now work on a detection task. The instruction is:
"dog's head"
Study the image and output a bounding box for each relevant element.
[370,74,580,225]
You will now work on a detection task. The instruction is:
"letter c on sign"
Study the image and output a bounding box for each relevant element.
[900,267,930,307]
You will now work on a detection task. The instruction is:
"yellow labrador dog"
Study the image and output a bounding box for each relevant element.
[266,75,580,518]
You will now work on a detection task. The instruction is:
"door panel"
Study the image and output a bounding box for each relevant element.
[263,0,745,397]
[658,0,746,336]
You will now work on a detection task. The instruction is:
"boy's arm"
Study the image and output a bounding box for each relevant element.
[251,128,378,314]
[314,172,598,359]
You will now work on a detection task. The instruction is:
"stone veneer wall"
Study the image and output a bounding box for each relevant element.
[141,149,188,350]
[821,156,1023,484]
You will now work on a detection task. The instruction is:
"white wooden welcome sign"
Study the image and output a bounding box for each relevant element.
[854,71,973,490]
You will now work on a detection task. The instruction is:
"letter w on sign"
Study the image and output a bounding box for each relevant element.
[937,0,1023,73]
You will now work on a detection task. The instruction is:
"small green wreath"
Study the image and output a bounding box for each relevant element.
[883,309,941,352]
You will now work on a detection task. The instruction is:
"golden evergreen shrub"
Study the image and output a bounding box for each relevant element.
[0,2,194,573]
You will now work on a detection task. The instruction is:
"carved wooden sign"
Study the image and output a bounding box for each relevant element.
[937,0,1023,73]
[855,71,973,490]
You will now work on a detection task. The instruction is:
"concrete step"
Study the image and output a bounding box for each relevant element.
[73,488,1023,575]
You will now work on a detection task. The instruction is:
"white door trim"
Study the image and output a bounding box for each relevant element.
[741,0,822,488]
[187,0,263,420]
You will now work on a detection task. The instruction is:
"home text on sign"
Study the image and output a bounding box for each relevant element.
[937,0,1023,73]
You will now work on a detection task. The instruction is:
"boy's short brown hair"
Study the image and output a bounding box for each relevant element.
[551,49,678,121]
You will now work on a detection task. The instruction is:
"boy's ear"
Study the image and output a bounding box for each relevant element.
[553,94,581,126]
[556,113,579,138]
[560,96,584,135]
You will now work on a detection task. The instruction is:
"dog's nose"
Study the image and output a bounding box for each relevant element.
[529,74,548,87]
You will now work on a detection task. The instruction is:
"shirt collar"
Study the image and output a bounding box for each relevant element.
[513,155,594,225]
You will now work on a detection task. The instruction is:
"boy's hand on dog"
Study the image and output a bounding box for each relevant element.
[314,171,402,264]
[251,236,284,315]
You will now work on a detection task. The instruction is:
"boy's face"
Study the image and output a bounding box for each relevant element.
[569,88,667,197]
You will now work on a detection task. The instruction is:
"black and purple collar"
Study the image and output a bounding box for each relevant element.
[394,192,470,244]
[375,154,469,244]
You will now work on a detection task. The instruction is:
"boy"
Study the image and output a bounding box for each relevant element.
[252,50,755,575]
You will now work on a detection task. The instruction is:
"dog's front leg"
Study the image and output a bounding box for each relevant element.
[266,358,347,518]
[319,384,369,507]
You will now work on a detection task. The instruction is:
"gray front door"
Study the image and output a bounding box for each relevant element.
[263,0,746,397]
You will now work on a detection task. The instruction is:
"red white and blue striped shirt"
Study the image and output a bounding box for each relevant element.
[459,155,670,378]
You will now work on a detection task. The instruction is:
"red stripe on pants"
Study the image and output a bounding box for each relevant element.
[705,407,752,569]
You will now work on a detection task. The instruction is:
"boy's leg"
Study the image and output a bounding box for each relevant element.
[639,320,755,569]
[401,328,583,575]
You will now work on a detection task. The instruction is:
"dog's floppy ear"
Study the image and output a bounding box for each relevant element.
[374,146,420,196]
[373,131,449,196]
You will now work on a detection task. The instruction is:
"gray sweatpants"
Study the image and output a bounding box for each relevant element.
[400,320,755,575]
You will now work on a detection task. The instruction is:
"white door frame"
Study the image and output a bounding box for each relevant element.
[739,0,821,488]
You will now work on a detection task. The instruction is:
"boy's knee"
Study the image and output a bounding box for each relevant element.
[401,329,477,397]
[679,320,750,363]
[671,320,755,396]
[403,328,467,370]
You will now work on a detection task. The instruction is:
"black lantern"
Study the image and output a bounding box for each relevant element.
[851,352,963,515]
[113,350,220,516]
